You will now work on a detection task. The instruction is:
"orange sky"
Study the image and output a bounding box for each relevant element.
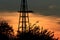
[0,12,60,40]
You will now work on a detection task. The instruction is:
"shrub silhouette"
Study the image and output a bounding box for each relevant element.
[0,20,58,40]
[17,26,58,40]
[0,20,14,40]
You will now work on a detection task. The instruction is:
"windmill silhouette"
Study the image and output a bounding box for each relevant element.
[18,0,33,33]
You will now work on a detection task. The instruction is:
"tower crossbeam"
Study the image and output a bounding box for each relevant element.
[18,0,33,33]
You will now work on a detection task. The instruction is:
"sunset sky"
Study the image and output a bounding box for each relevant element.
[0,0,60,40]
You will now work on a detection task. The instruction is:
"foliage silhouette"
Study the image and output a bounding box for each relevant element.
[17,26,58,40]
[0,20,58,40]
[0,20,14,40]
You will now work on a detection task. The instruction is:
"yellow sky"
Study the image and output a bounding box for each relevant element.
[0,12,60,40]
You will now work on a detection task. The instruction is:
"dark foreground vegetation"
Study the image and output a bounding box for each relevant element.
[0,20,58,40]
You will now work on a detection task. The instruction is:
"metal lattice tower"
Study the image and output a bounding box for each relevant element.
[18,0,33,33]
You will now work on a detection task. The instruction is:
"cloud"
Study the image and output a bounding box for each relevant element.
[48,5,57,9]
[0,11,60,32]
[0,0,60,17]
[57,22,60,24]
[34,14,60,32]
[0,11,19,16]
[0,12,60,39]
[56,21,60,24]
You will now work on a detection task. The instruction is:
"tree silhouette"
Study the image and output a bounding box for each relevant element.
[16,26,58,40]
[0,20,14,40]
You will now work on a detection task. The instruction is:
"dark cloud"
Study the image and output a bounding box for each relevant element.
[56,21,60,24]
[57,22,60,24]
[0,12,18,16]
[0,0,60,17]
